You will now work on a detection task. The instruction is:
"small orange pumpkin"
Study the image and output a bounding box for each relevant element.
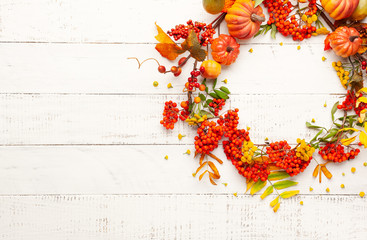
[201,60,221,79]
[324,26,362,58]
[225,0,265,39]
[211,34,240,65]
[321,0,359,20]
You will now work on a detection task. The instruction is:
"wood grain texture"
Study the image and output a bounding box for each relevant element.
[0,93,347,145]
[0,195,366,240]
[0,146,366,194]
[0,43,348,94]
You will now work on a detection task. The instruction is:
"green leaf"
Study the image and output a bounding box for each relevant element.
[209,92,219,99]
[268,171,290,181]
[254,0,265,8]
[214,89,229,99]
[271,23,277,39]
[250,180,267,195]
[205,86,209,94]
[306,122,324,129]
[206,99,213,105]
[273,180,298,190]
[260,185,274,200]
[200,110,214,119]
[270,196,279,207]
[310,129,323,143]
[188,103,193,112]
[199,93,206,102]
[181,30,207,61]
[213,78,218,90]
[220,86,230,94]
[280,190,300,199]
[320,128,338,141]
[331,101,339,122]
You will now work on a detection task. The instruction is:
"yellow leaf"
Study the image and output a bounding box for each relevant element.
[250,180,267,195]
[268,171,290,181]
[341,136,357,146]
[260,186,274,200]
[270,196,279,207]
[360,131,367,148]
[280,190,300,199]
[338,128,360,132]
[273,202,281,212]
[358,97,367,103]
[245,179,255,193]
[364,122,367,133]
[358,88,367,93]
[155,23,185,60]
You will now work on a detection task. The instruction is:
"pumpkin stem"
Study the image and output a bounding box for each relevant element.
[226,46,234,52]
[349,35,359,42]
[250,13,265,23]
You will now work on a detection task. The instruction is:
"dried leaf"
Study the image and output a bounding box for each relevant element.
[358,38,367,54]
[359,131,367,148]
[209,171,220,179]
[341,136,357,146]
[339,127,360,132]
[321,166,333,179]
[268,171,290,181]
[199,170,208,180]
[208,161,220,177]
[207,153,223,164]
[250,180,267,195]
[246,179,255,193]
[319,165,322,183]
[273,202,280,212]
[313,165,320,178]
[181,30,207,61]
[195,161,208,175]
[280,190,300,199]
[199,154,205,165]
[155,23,185,60]
[209,175,217,185]
[270,196,279,207]
[273,180,298,190]
[260,186,274,200]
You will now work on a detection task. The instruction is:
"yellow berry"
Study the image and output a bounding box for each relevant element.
[360,192,365,197]
[297,46,301,50]
[300,201,304,205]
[279,42,283,46]
[186,149,191,155]
[322,56,326,61]
[164,155,168,160]
[167,83,173,88]
[351,167,356,173]
[311,118,315,123]
[342,172,345,176]
[153,81,159,87]
[341,184,345,188]
[337,61,342,66]
[249,48,253,53]
[309,187,313,191]
[326,188,330,192]
[363,162,367,167]
[222,183,228,187]
[233,192,238,197]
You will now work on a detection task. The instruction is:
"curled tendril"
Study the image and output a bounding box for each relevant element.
[127,57,161,69]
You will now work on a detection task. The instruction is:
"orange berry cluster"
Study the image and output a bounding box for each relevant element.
[263,0,317,41]
[209,98,226,116]
[194,120,224,154]
[218,109,239,138]
[318,143,360,163]
[167,20,216,46]
[160,101,179,130]
[179,101,190,121]
[266,141,312,176]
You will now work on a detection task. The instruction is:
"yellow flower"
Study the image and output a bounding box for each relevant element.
[309,187,313,191]
[316,27,330,35]
[222,183,228,187]
[222,79,228,84]
[337,61,342,67]
[233,192,238,197]
[186,149,191,155]
[301,14,307,22]
[311,14,317,22]
[178,133,185,140]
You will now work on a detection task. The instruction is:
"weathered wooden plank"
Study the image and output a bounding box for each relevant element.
[0,146,365,194]
[0,0,333,44]
[0,195,366,239]
[0,43,346,94]
[0,93,348,145]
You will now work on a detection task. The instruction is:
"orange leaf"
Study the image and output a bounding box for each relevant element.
[208,153,223,164]
[313,165,320,178]
[209,171,220,179]
[195,162,208,175]
[358,38,367,54]
[199,170,208,181]
[208,161,220,177]
[209,176,217,185]
[181,30,207,61]
[199,154,205,165]
[155,23,185,60]
[321,166,333,179]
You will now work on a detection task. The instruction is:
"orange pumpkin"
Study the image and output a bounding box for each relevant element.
[211,34,240,65]
[321,0,359,20]
[225,0,265,39]
[324,26,362,58]
[200,60,221,79]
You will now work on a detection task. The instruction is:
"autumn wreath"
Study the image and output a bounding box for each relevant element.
[130,0,367,212]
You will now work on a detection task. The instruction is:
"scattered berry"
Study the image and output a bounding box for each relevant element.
[164,155,168,160]
[300,201,303,205]
[341,184,345,188]
[153,81,159,87]
[326,187,330,192]
[360,192,365,197]
[351,167,356,173]
[167,83,173,88]
[158,65,166,73]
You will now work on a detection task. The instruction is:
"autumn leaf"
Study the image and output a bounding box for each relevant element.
[273,180,298,190]
[245,179,255,193]
[341,136,357,146]
[280,190,300,199]
[270,196,279,207]
[155,23,185,60]
[195,161,208,175]
[313,165,320,178]
[181,30,207,61]
[268,171,290,181]
[321,166,333,179]
[359,131,367,148]
[358,38,367,54]
[273,202,280,212]
[250,180,267,195]
[260,186,274,199]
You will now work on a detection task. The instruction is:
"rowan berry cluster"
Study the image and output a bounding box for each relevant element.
[332,61,350,89]
[217,109,239,137]
[263,0,317,41]
[337,90,367,116]
[318,143,360,163]
[194,120,224,155]
[160,101,179,129]
[209,98,226,116]
[295,138,315,161]
[241,140,257,164]
[185,69,201,91]
[362,61,367,74]
[167,20,216,46]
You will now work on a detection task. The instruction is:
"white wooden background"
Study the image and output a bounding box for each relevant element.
[0,0,366,239]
